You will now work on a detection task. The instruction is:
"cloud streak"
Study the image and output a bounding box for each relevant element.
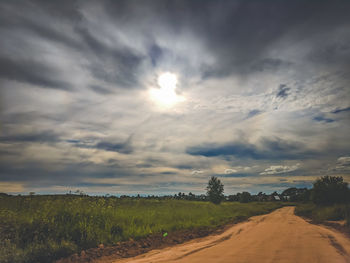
[260,164,300,175]
[186,138,317,160]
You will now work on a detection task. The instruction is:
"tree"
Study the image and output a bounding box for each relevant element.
[282,187,310,202]
[257,192,267,202]
[188,192,195,201]
[312,176,350,205]
[227,194,239,202]
[239,192,252,203]
[206,176,224,204]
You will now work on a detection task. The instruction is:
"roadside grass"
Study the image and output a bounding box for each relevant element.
[0,195,283,263]
[295,203,350,225]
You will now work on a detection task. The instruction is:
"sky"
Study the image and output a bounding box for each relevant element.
[0,0,349,195]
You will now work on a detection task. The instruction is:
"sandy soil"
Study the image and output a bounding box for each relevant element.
[113,207,350,263]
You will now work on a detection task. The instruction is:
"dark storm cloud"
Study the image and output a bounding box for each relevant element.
[257,182,312,189]
[186,137,317,160]
[149,44,163,67]
[0,1,145,92]
[175,164,194,170]
[0,1,81,46]
[26,0,82,22]
[250,58,293,72]
[276,84,290,99]
[247,109,261,119]
[160,171,177,175]
[0,159,135,186]
[89,0,350,78]
[66,139,80,144]
[69,136,133,154]
[1,111,67,126]
[135,163,153,168]
[75,27,144,87]
[307,41,350,67]
[1,111,41,124]
[0,131,60,144]
[313,116,335,123]
[192,0,350,77]
[95,141,133,154]
[0,16,81,50]
[0,57,73,90]
[332,107,350,114]
[89,85,114,95]
[1,0,349,91]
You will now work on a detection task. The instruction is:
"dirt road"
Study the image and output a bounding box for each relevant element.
[113,207,350,263]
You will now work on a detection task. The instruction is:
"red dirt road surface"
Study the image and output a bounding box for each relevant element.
[113,207,350,263]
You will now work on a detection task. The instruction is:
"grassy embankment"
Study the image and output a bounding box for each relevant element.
[0,194,282,263]
[295,203,350,225]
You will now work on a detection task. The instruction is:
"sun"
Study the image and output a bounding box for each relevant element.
[149,72,185,107]
[158,72,177,91]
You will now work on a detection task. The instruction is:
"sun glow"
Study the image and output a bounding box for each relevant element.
[150,73,185,107]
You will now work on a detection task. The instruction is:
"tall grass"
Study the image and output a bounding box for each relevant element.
[295,203,350,225]
[0,195,282,263]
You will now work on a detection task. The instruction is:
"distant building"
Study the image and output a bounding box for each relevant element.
[274,195,281,201]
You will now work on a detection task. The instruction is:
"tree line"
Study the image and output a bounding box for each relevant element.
[206,175,350,205]
[3,176,349,207]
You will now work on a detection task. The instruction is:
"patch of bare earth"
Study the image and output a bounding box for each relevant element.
[55,218,245,263]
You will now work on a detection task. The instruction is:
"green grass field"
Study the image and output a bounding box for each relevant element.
[0,195,283,263]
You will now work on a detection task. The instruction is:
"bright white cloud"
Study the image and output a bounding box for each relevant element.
[224,166,252,174]
[335,156,350,171]
[224,169,238,174]
[260,163,300,175]
[191,170,204,175]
